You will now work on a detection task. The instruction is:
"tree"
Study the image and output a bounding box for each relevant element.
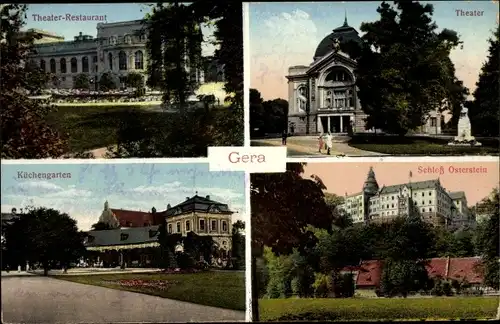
[73,73,90,89]
[98,72,117,91]
[90,222,113,231]
[475,191,500,289]
[146,2,202,114]
[3,207,86,276]
[125,72,145,89]
[232,220,245,270]
[469,25,499,137]
[262,99,288,134]
[353,1,468,135]
[250,88,265,136]
[157,222,182,269]
[183,231,215,266]
[1,4,67,158]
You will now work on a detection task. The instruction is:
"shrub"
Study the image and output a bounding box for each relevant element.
[313,273,332,298]
[442,281,453,296]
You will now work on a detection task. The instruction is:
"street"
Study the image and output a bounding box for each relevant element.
[2,274,245,323]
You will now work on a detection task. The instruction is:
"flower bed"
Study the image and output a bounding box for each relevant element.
[102,279,179,290]
[160,268,204,274]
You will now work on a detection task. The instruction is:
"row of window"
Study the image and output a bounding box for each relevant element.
[107,34,147,46]
[39,51,144,74]
[323,89,354,109]
[167,219,229,234]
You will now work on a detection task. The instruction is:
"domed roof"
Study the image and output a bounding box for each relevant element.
[313,15,362,60]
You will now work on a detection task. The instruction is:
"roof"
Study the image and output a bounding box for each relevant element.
[162,194,232,217]
[448,191,466,200]
[379,179,440,195]
[342,257,484,288]
[314,19,361,60]
[85,225,160,247]
[110,209,158,227]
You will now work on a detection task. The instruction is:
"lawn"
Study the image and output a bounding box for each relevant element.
[258,297,499,321]
[348,135,499,155]
[45,105,170,153]
[53,271,245,311]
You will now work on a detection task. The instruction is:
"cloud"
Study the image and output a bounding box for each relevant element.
[250,9,319,99]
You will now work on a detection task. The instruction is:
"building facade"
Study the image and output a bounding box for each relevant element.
[86,194,234,268]
[28,20,215,90]
[286,18,443,135]
[339,167,475,229]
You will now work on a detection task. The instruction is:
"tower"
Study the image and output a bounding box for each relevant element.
[362,166,379,221]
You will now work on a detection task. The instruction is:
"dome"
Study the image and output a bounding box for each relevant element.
[313,16,362,60]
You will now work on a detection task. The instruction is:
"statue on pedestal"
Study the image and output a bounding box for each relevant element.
[448,105,482,146]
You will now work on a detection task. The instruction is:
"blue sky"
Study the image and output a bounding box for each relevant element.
[249,1,499,100]
[24,3,217,56]
[1,163,246,231]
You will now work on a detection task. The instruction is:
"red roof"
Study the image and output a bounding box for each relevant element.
[110,209,158,228]
[448,257,483,284]
[341,257,484,288]
[426,258,448,279]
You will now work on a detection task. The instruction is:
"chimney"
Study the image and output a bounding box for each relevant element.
[206,195,210,200]
[186,197,190,201]
[79,32,82,36]
[167,204,171,210]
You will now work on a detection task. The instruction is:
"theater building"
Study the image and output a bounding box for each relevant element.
[286,17,443,135]
[28,20,221,90]
[84,194,234,268]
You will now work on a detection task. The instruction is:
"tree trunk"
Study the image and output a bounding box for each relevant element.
[251,255,259,321]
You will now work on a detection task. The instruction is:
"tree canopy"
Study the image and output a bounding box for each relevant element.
[3,207,86,275]
[353,1,468,135]
[469,25,499,137]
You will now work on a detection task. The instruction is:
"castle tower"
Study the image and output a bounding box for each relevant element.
[363,166,379,196]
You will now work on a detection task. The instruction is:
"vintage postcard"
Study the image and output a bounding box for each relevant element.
[251,160,499,321]
[1,162,246,322]
[248,1,499,157]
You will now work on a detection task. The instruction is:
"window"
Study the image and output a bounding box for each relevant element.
[430,117,437,127]
[422,192,424,197]
[93,56,98,72]
[82,56,89,73]
[124,35,132,44]
[40,59,46,72]
[50,59,56,73]
[118,51,127,70]
[70,57,78,73]
[429,200,432,204]
[134,51,144,69]
[423,208,426,212]
[176,222,181,233]
[168,224,172,233]
[222,221,228,232]
[392,196,394,200]
[199,219,205,231]
[429,192,432,196]
[60,58,66,73]
[211,220,217,231]
[120,233,129,241]
[108,52,113,70]
[186,220,190,231]
[429,207,433,212]
[109,36,117,45]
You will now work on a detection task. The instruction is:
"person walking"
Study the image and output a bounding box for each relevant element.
[282,130,288,145]
[318,133,324,153]
[325,132,333,155]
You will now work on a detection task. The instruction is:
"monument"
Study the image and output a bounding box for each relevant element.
[448,106,481,146]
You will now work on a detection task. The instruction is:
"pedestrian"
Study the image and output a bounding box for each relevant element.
[325,132,333,155]
[318,133,324,153]
[282,130,288,145]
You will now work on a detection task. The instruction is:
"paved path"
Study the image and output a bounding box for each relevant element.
[253,136,386,157]
[2,275,245,323]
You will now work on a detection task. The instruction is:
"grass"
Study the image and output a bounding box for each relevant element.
[258,297,499,321]
[45,105,170,152]
[348,134,499,155]
[53,271,245,311]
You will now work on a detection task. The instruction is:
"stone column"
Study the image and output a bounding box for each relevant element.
[129,50,134,70]
[327,117,331,133]
[77,55,83,74]
[340,116,343,133]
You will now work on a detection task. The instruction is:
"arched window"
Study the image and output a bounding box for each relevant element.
[108,52,113,70]
[70,57,77,73]
[185,220,190,231]
[118,51,127,70]
[134,51,143,70]
[92,56,98,72]
[49,59,56,73]
[124,35,132,44]
[40,59,46,72]
[60,58,66,73]
[82,56,89,73]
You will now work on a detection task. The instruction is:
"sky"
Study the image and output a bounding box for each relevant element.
[303,161,499,206]
[1,163,246,232]
[249,1,500,101]
[24,3,217,57]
